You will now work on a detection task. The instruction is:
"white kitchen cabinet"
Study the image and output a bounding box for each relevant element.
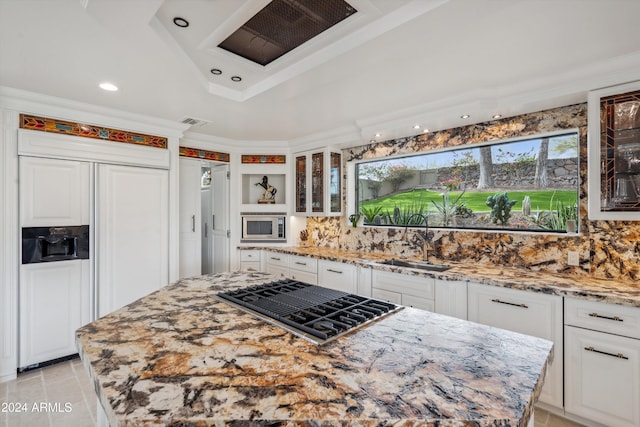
[293,148,341,216]
[19,156,90,227]
[564,298,640,426]
[239,249,261,271]
[178,157,202,278]
[289,255,318,284]
[372,270,435,311]
[318,260,356,293]
[19,260,90,368]
[434,279,467,320]
[264,252,289,279]
[467,282,563,409]
[357,266,372,297]
[96,164,169,317]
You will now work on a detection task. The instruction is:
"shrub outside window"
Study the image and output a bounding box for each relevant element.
[355,132,579,232]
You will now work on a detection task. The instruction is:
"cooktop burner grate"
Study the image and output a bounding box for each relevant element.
[216,279,401,344]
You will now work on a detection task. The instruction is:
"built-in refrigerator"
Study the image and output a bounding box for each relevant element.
[19,155,168,370]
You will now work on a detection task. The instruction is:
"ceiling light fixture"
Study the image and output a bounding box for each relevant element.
[492,114,502,119]
[210,68,222,75]
[173,17,189,28]
[375,133,381,138]
[99,82,118,92]
[423,128,429,133]
[230,76,242,82]
[460,114,470,119]
[413,124,420,129]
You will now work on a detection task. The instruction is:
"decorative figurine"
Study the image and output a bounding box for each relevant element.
[255,175,277,203]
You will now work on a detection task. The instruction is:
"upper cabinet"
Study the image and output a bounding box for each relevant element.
[588,81,640,220]
[294,148,341,216]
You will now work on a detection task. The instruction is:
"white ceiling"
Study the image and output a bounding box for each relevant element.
[1,0,640,146]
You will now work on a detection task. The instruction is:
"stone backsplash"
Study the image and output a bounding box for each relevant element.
[304,103,639,281]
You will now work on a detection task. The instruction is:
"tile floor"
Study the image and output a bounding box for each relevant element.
[0,358,96,427]
[1,359,585,427]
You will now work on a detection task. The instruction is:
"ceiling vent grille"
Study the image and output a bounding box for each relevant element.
[180,117,209,128]
[218,0,357,66]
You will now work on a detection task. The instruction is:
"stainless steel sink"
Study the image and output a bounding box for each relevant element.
[380,259,452,272]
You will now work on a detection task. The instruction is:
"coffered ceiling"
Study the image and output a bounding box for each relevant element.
[1,0,640,145]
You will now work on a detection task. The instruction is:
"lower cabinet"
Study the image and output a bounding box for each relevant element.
[467,282,563,409]
[289,255,317,284]
[264,252,289,279]
[434,279,467,320]
[318,260,357,293]
[19,260,90,368]
[564,298,640,427]
[372,270,434,312]
[239,249,261,271]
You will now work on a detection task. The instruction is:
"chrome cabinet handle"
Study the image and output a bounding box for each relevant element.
[204,223,208,238]
[589,312,623,322]
[491,298,528,309]
[191,215,195,232]
[270,257,281,261]
[584,346,629,360]
[327,268,343,274]
[295,261,307,266]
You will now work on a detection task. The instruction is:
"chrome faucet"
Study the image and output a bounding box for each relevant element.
[405,213,429,262]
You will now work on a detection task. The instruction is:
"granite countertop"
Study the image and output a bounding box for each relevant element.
[76,271,553,427]
[248,246,640,308]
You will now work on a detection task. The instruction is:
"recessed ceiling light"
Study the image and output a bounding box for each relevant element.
[210,68,222,75]
[423,128,429,133]
[460,114,470,119]
[173,17,189,28]
[375,133,381,138]
[413,124,420,130]
[99,82,118,92]
[230,76,242,82]
[369,139,376,143]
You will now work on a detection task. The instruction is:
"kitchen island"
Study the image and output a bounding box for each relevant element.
[76,271,553,427]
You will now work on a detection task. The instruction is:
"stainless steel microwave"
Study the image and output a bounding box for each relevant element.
[241,213,286,242]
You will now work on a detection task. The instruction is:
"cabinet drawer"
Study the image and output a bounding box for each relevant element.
[264,253,289,268]
[372,288,402,304]
[372,270,434,299]
[565,298,640,340]
[289,255,317,274]
[318,261,357,294]
[265,264,288,279]
[401,294,434,312]
[240,261,260,271]
[289,270,317,285]
[240,250,261,262]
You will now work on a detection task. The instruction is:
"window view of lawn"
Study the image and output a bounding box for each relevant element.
[355,132,579,232]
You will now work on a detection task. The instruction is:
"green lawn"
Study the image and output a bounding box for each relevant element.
[360,189,577,213]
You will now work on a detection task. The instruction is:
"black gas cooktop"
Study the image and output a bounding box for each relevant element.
[215,279,402,345]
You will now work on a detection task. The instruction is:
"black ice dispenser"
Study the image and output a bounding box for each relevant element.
[21,225,89,264]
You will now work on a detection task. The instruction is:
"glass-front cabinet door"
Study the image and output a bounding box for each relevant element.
[295,155,306,213]
[311,152,324,213]
[330,152,341,213]
[588,81,640,220]
[293,149,342,216]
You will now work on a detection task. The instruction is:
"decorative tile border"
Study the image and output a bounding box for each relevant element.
[241,154,286,164]
[179,146,230,162]
[20,114,168,149]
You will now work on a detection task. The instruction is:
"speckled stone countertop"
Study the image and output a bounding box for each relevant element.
[247,246,640,308]
[76,271,552,427]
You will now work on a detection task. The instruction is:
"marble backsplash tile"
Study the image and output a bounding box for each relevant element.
[304,104,640,281]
